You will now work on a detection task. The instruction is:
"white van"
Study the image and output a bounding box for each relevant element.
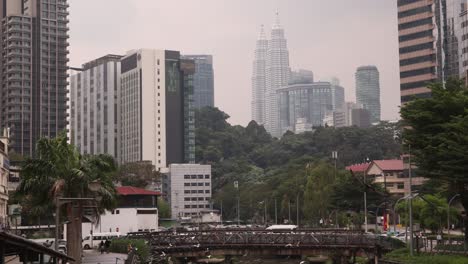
[82,232,121,249]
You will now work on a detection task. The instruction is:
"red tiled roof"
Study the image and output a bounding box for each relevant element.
[373,160,404,171]
[346,163,371,173]
[117,186,161,196]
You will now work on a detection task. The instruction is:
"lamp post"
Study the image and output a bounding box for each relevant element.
[54,180,102,252]
[393,194,411,233]
[54,197,98,251]
[408,145,414,256]
[448,194,460,244]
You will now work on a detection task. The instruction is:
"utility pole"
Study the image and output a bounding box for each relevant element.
[234,181,240,226]
[275,198,278,224]
[408,145,414,256]
[296,194,300,227]
[264,200,267,226]
[288,200,291,224]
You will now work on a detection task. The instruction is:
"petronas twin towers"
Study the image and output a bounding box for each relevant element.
[251,13,291,137]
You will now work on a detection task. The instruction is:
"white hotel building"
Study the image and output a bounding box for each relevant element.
[70,50,195,169]
[119,49,195,170]
[70,55,122,159]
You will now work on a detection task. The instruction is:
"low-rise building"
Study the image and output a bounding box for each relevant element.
[163,164,212,220]
[0,130,9,227]
[82,186,160,236]
[347,159,426,195]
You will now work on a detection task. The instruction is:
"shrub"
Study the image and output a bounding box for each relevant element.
[109,238,149,262]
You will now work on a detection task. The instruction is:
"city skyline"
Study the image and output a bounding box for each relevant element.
[69,0,400,126]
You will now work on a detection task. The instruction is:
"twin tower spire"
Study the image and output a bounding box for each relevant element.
[251,12,290,138]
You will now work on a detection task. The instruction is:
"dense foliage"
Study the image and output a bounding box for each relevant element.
[400,78,468,240]
[195,107,402,224]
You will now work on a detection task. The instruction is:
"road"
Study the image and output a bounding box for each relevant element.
[82,249,127,264]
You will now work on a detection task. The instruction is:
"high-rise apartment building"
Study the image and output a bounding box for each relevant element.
[70,55,122,159]
[265,14,291,138]
[0,0,69,156]
[251,25,268,125]
[182,55,214,109]
[355,66,380,123]
[397,0,468,103]
[119,49,195,170]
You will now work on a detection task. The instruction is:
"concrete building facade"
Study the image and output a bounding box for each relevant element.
[119,49,195,169]
[82,186,160,237]
[0,0,69,156]
[70,55,122,159]
[397,0,468,103]
[355,66,380,123]
[0,132,9,226]
[182,55,214,109]
[164,164,212,220]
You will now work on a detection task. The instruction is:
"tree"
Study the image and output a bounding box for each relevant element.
[117,161,160,188]
[157,197,171,218]
[303,162,334,226]
[400,78,468,241]
[16,134,117,263]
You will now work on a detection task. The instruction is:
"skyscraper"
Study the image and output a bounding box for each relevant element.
[251,25,268,125]
[0,0,69,156]
[265,13,290,137]
[70,55,122,159]
[355,66,380,123]
[119,49,195,170]
[182,55,214,109]
[397,0,467,103]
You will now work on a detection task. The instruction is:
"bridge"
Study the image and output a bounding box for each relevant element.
[128,229,402,263]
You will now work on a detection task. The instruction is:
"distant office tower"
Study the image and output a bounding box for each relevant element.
[355,66,380,123]
[397,0,468,103]
[251,25,268,125]
[344,102,362,127]
[120,49,195,170]
[0,0,69,156]
[289,69,314,85]
[182,55,214,109]
[351,108,371,128]
[70,55,122,159]
[277,81,338,134]
[265,13,290,137]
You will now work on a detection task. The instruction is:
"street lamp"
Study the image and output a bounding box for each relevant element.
[393,194,412,233]
[54,181,102,251]
[448,194,460,244]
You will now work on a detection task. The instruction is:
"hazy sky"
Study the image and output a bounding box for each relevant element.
[69,0,400,125]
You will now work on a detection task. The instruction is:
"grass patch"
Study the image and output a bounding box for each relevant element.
[385,248,468,264]
[109,238,149,262]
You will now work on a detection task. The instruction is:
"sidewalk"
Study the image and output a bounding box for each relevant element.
[82,249,127,264]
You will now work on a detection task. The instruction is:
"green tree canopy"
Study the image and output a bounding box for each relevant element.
[400,78,468,240]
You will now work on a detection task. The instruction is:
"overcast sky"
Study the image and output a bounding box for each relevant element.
[69,0,400,125]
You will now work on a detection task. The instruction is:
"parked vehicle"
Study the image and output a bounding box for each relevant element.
[82,232,120,249]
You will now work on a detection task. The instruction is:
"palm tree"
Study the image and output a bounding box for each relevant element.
[16,134,118,263]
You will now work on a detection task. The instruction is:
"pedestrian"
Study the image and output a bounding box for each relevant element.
[436,232,442,245]
[99,240,104,254]
[104,239,111,253]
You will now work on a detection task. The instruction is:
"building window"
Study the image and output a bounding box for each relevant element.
[184,175,190,179]
[185,205,190,209]
[184,183,190,187]
[397,183,405,189]
[198,190,204,194]
[205,183,210,186]
[191,175,197,179]
[198,183,203,186]
[205,175,210,179]
[205,190,210,194]
[198,175,203,179]
[184,198,190,201]
[191,183,197,186]
[184,190,190,194]
[206,205,210,208]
